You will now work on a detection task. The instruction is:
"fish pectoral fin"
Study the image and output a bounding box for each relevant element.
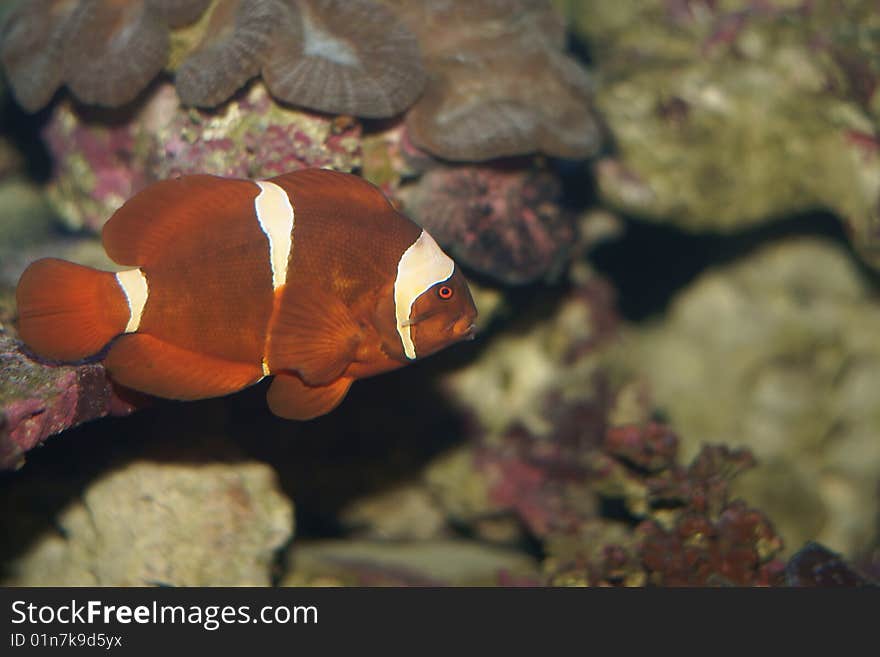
[267,284,363,385]
[267,373,353,420]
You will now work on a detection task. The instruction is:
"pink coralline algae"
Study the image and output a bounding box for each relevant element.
[0,335,140,470]
[550,424,787,587]
[42,82,362,231]
[400,164,573,285]
[441,280,620,537]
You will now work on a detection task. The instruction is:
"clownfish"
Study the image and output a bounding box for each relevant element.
[15,169,477,420]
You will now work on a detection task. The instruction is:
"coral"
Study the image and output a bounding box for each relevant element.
[392,0,601,161]
[2,0,598,161]
[560,0,880,266]
[0,0,425,119]
[609,237,880,557]
[0,0,210,111]
[63,2,170,107]
[785,542,878,587]
[263,0,425,118]
[411,269,788,585]
[42,82,362,231]
[0,335,139,471]
[426,274,619,540]
[2,432,294,585]
[174,0,278,108]
[546,424,786,586]
[282,539,539,586]
[442,273,618,444]
[400,163,573,285]
[0,0,80,112]
[147,0,212,28]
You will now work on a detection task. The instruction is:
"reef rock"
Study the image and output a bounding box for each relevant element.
[426,271,619,540]
[610,237,880,558]
[544,426,786,587]
[338,482,449,541]
[400,163,574,285]
[43,81,362,232]
[282,539,539,586]
[0,335,137,471]
[3,440,294,586]
[562,0,880,266]
[785,541,878,587]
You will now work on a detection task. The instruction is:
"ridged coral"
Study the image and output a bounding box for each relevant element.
[1,0,599,161]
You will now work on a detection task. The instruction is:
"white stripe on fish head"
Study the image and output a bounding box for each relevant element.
[393,230,455,360]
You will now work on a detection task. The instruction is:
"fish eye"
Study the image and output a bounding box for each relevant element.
[438,285,454,300]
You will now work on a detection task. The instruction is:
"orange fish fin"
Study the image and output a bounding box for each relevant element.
[16,258,129,361]
[267,286,363,385]
[104,333,263,400]
[268,169,394,215]
[267,373,353,420]
[102,175,258,266]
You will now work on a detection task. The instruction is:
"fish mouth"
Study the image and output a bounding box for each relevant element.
[457,322,477,340]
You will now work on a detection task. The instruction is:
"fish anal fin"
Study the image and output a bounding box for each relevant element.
[104,333,263,400]
[267,285,362,385]
[267,373,353,420]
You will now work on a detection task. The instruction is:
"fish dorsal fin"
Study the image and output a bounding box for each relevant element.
[267,373,353,420]
[267,168,395,216]
[267,282,363,385]
[102,175,259,266]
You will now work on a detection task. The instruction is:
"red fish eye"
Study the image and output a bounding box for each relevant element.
[438,285,454,300]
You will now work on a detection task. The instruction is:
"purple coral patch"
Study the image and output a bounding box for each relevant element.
[402,164,573,285]
[0,335,140,470]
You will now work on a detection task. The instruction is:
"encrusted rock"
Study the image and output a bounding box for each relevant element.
[785,542,878,587]
[3,438,294,585]
[401,163,573,285]
[282,539,539,586]
[43,82,361,231]
[610,237,880,557]
[339,482,449,541]
[0,335,138,470]
[562,0,880,266]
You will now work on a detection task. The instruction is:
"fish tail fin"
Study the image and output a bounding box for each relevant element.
[15,258,131,361]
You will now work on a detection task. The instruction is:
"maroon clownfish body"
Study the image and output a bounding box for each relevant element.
[15,169,477,419]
